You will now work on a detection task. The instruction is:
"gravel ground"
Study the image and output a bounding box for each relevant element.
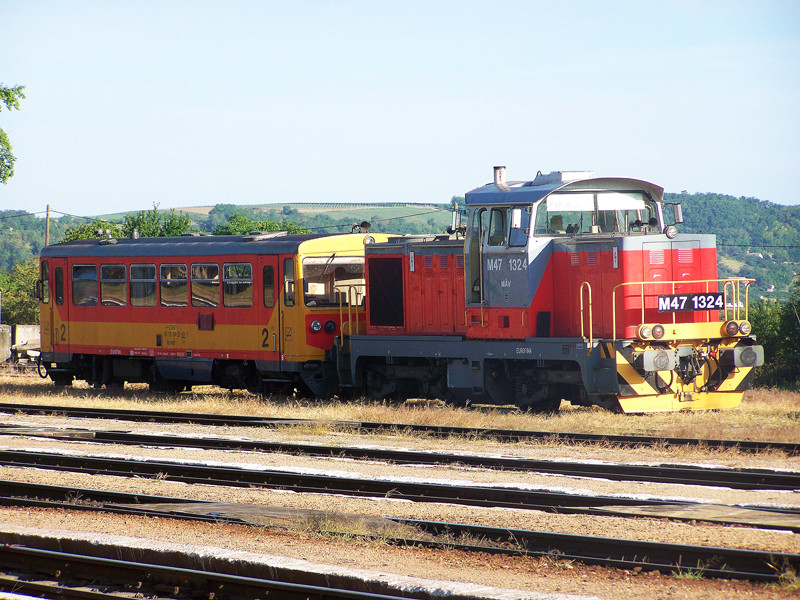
[0,412,797,599]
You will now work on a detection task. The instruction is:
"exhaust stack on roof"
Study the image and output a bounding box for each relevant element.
[493,165,509,191]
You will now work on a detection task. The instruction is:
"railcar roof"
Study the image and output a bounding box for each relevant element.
[465,175,664,205]
[39,233,338,258]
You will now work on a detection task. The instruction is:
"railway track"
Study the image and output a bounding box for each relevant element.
[0,479,797,583]
[1,448,797,531]
[2,423,798,491]
[0,542,423,600]
[0,401,797,454]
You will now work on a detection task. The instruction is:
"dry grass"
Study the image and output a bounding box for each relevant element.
[1,374,798,444]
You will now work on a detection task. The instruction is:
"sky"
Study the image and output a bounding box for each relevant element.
[2,0,799,219]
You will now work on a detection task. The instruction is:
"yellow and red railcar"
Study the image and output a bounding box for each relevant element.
[38,232,386,394]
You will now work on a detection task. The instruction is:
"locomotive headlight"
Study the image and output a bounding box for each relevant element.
[738,321,752,335]
[310,320,322,332]
[364,235,375,244]
[664,225,678,239]
[651,324,665,339]
[638,325,652,339]
[724,320,740,336]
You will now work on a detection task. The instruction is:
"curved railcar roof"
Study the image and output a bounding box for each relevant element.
[40,233,338,258]
[465,175,665,205]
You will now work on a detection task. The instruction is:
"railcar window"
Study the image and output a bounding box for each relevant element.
[40,261,50,304]
[283,258,295,307]
[100,264,127,306]
[160,264,188,307]
[191,263,220,308]
[130,264,157,307]
[55,268,64,305]
[302,256,365,306]
[72,265,98,306]
[223,263,252,308]
[263,265,275,308]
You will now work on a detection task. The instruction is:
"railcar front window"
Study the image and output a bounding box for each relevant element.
[223,263,253,308]
[302,256,365,306]
[161,264,188,307]
[100,264,127,306]
[72,265,98,306]
[191,263,220,308]
[130,264,157,307]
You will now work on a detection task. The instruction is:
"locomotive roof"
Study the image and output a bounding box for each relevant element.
[40,232,345,258]
[464,174,665,205]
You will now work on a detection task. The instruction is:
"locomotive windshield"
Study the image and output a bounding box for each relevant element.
[533,191,659,235]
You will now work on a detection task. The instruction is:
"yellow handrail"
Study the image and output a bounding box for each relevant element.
[610,277,754,341]
[335,283,365,351]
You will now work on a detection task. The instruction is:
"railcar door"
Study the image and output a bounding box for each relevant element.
[257,255,281,364]
[49,258,69,357]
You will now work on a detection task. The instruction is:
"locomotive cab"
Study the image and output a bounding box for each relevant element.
[459,167,763,411]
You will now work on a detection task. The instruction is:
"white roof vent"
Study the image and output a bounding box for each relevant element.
[532,170,595,186]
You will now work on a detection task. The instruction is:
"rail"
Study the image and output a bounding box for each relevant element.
[610,277,754,341]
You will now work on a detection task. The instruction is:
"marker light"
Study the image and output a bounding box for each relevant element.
[652,324,665,339]
[664,225,678,239]
[310,320,322,332]
[738,321,752,335]
[724,320,740,336]
[638,325,652,339]
[324,320,336,333]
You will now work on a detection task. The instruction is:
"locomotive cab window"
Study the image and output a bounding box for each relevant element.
[223,263,253,308]
[130,264,157,307]
[100,264,127,306]
[161,264,188,307]
[72,264,98,306]
[487,208,507,247]
[302,256,365,307]
[191,263,220,308]
[534,191,658,236]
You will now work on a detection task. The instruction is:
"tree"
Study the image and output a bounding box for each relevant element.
[59,204,193,241]
[122,203,193,237]
[212,213,309,236]
[0,257,39,324]
[61,220,124,242]
[0,84,26,184]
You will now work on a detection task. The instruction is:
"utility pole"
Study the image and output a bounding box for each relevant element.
[45,204,50,245]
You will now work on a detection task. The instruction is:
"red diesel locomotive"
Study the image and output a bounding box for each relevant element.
[38,167,763,412]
